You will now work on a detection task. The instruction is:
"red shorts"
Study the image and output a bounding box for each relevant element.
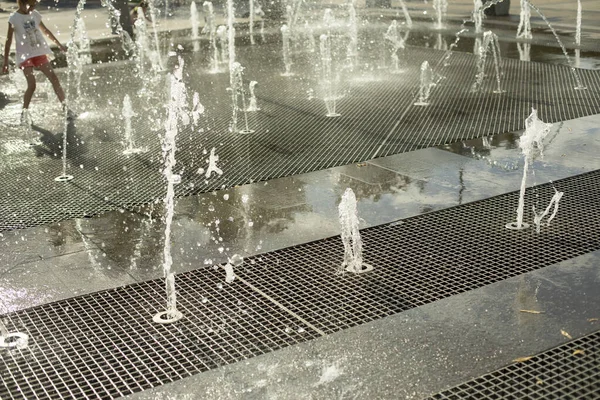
[19,55,49,69]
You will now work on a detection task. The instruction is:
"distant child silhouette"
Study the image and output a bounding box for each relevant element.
[2,0,74,125]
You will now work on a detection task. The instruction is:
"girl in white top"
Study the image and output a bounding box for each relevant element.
[1,0,70,123]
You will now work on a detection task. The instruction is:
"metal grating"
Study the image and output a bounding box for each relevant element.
[429,329,600,399]
[0,268,320,399]
[234,170,600,334]
[1,39,600,231]
[2,170,600,398]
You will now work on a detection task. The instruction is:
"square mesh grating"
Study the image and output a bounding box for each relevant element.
[0,268,320,399]
[2,170,600,399]
[1,43,600,231]
[428,329,600,399]
[235,170,600,334]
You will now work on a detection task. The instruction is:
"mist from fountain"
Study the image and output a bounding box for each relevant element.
[146,0,164,71]
[471,31,504,94]
[74,17,92,65]
[320,34,340,117]
[281,25,293,76]
[414,61,434,106]
[433,0,447,30]
[217,25,228,66]
[304,21,316,52]
[507,108,553,230]
[346,1,358,64]
[229,62,253,134]
[576,0,582,47]
[203,2,220,72]
[473,0,483,34]
[191,1,200,52]
[227,0,236,69]
[399,0,412,27]
[247,81,260,111]
[249,0,255,45]
[122,95,145,154]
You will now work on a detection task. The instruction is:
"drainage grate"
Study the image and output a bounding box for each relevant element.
[1,42,600,231]
[0,268,320,399]
[235,170,600,334]
[2,171,600,399]
[428,329,600,399]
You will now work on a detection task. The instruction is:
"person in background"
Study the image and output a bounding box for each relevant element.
[1,0,73,125]
[131,0,152,25]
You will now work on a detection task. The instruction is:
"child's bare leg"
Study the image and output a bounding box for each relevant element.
[22,66,36,109]
[38,62,65,104]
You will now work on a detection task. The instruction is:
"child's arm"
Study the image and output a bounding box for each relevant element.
[39,21,67,52]
[2,23,13,74]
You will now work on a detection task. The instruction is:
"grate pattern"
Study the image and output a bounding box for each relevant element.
[235,170,600,333]
[2,171,600,398]
[0,268,320,399]
[429,329,600,399]
[1,41,600,231]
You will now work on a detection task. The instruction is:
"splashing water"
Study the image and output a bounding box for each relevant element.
[346,1,358,63]
[533,188,564,233]
[247,81,260,111]
[153,57,190,324]
[414,61,434,106]
[224,254,243,283]
[339,188,372,274]
[516,0,532,39]
[471,31,504,94]
[205,147,223,178]
[320,34,340,117]
[507,108,553,230]
[281,25,293,76]
[191,1,200,52]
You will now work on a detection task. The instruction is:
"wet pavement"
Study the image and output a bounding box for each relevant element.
[1,0,600,399]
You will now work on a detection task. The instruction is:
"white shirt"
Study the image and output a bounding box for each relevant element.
[8,10,52,64]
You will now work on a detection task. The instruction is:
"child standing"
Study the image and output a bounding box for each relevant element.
[1,0,71,125]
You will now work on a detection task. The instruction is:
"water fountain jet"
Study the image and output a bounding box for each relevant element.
[339,188,372,274]
[506,108,553,230]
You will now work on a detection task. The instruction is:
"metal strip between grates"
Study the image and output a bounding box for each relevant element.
[2,170,600,399]
[1,43,600,231]
[428,329,600,399]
